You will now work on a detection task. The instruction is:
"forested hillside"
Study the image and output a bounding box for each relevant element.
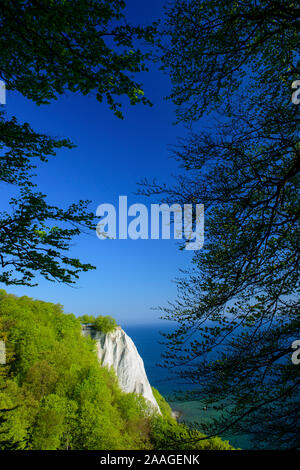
[0,290,233,450]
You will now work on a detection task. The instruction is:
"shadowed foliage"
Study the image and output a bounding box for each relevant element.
[140,0,300,449]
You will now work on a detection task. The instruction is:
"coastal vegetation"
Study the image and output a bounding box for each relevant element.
[1,0,295,452]
[78,315,118,334]
[0,290,233,450]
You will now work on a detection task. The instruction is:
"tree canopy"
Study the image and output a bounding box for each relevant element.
[0,0,156,116]
[94,315,117,333]
[0,290,233,450]
[141,0,300,449]
[78,314,117,333]
[0,0,156,286]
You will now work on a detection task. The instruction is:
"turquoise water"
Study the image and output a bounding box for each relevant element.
[125,324,254,450]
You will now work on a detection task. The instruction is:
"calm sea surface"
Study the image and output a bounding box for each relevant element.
[125,324,255,450]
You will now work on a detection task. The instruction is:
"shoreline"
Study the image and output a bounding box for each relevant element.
[171,409,183,421]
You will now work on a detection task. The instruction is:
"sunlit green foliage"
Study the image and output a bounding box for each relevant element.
[77,315,96,325]
[94,316,117,334]
[0,290,150,449]
[78,314,117,333]
[150,416,234,450]
[152,387,174,422]
[0,290,233,450]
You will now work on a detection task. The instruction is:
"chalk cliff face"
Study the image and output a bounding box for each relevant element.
[82,325,161,413]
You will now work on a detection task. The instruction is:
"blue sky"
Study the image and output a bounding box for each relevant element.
[1,0,195,325]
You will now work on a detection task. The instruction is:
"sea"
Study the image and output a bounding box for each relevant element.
[125,323,255,450]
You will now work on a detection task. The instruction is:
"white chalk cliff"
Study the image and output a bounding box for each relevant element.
[82,325,161,414]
